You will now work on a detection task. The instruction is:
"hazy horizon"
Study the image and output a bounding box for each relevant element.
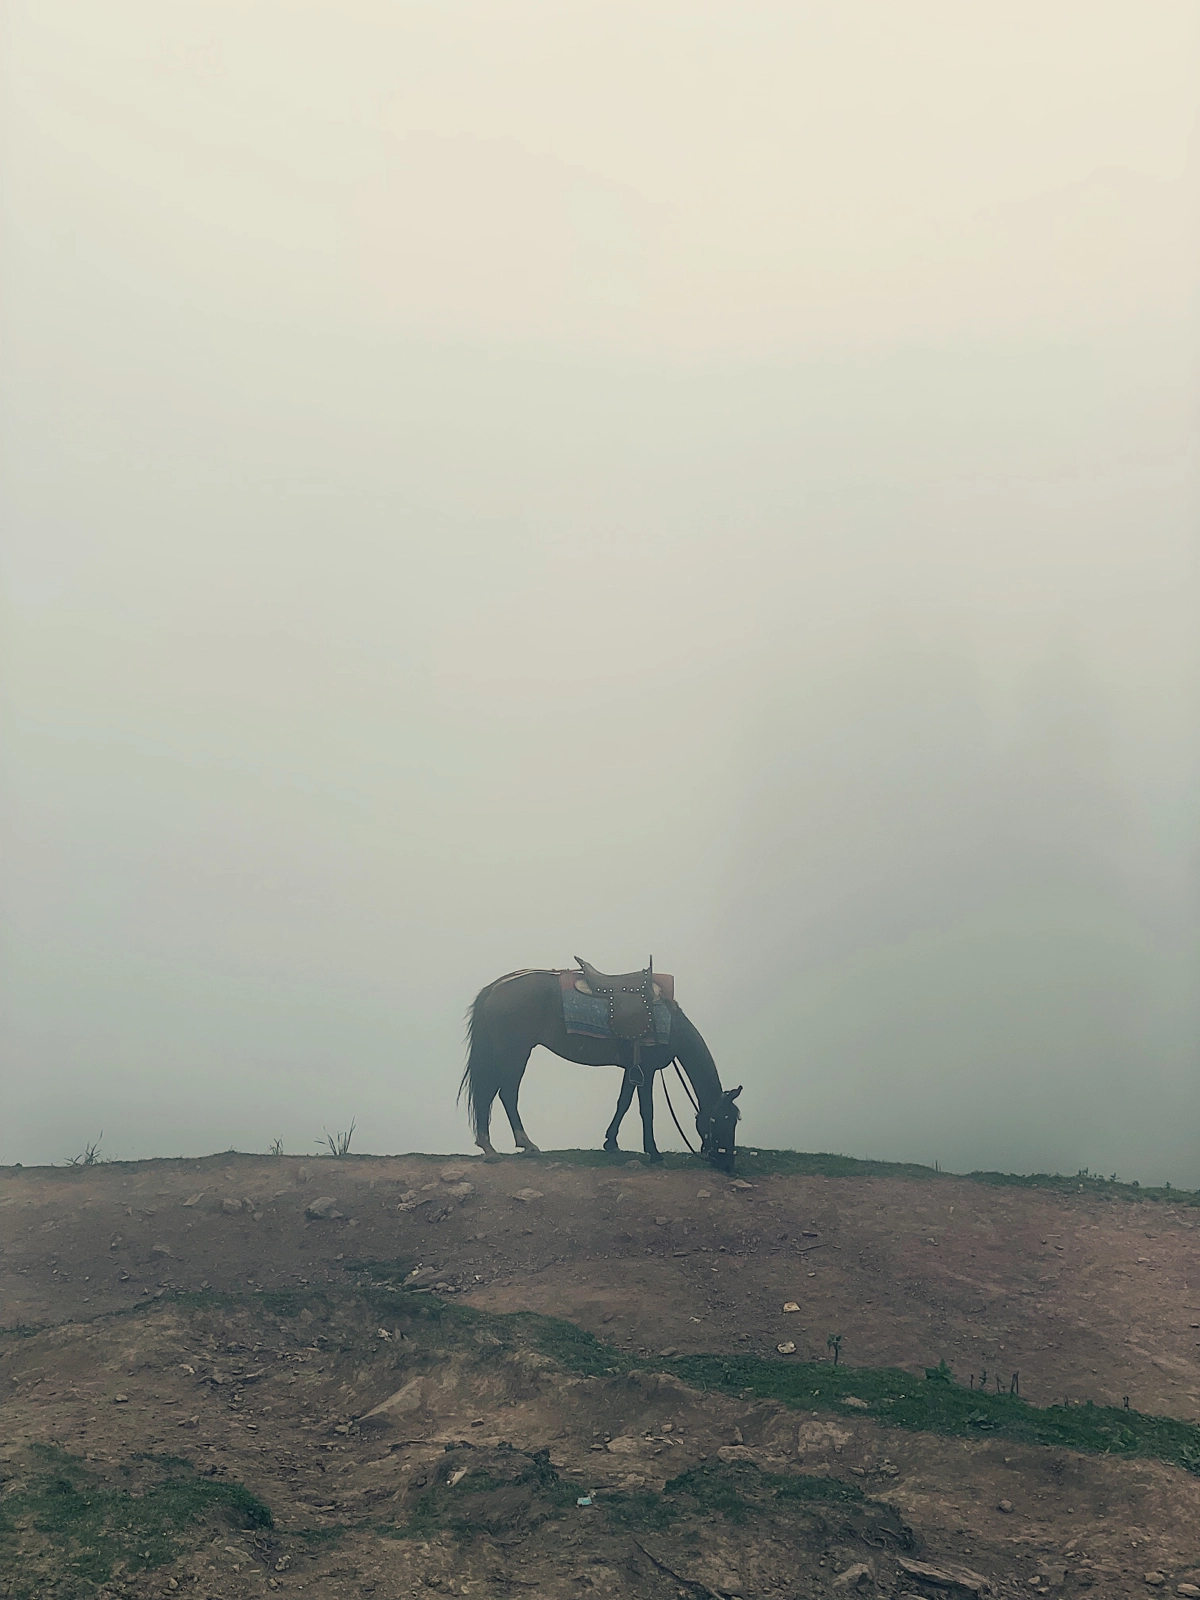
[2,4,1198,1183]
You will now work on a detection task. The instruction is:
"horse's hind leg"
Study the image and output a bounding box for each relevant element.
[497,1051,539,1153]
[604,1071,636,1151]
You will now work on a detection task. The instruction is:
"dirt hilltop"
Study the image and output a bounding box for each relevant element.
[1,1150,1198,1600]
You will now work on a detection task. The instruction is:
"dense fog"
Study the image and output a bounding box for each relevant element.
[2,4,1197,1182]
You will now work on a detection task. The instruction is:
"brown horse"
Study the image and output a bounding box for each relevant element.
[459,969,742,1170]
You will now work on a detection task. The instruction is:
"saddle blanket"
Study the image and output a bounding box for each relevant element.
[557,969,673,1046]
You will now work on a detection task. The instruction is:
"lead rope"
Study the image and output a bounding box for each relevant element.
[660,1061,699,1154]
[674,1059,700,1112]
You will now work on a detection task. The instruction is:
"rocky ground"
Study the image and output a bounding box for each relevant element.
[1,1150,1198,1600]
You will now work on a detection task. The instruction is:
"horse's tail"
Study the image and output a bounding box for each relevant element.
[458,985,497,1143]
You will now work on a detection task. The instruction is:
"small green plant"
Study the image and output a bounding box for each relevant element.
[826,1333,843,1366]
[64,1135,104,1167]
[268,1138,284,1157]
[318,1119,356,1157]
[925,1359,953,1384]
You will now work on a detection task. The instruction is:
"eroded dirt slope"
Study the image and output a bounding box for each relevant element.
[1,1152,1198,1600]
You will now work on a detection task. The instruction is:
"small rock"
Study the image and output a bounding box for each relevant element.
[275,1555,291,1572]
[405,1265,444,1287]
[833,1563,874,1589]
[658,1347,679,1358]
[305,1196,343,1219]
[112,1394,128,1404]
[696,1189,711,1199]
[439,1165,468,1181]
[998,1499,1014,1513]
[444,1182,474,1201]
[1176,1587,1200,1597]
[294,1166,309,1185]
[777,1341,797,1355]
[1144,1577,1166,1589]
[181,1192,205,1207]
[151,1244,173,1257]
[624,1159,643,1169]
[729,1179,754,1190]
[221,1198,244,1215]
[654,1216,670,1226]
[511,1189,544,1203]
[782,1301,800,1313]
[841,1395,869,1409]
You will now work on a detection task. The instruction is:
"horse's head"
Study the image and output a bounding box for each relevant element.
[698,1085,742,1173]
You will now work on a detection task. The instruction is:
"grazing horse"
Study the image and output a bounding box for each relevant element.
[459,968,742,1171]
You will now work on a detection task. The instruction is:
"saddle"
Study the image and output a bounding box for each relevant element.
[573,956,656,1042]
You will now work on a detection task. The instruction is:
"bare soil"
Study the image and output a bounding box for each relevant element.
[2,1151,1199,1600]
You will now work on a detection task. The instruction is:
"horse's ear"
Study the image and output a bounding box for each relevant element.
[729,1085,743,1100]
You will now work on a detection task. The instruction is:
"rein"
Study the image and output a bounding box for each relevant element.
[660,1061,699,1154]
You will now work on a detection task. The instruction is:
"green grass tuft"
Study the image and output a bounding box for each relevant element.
[0,1446,272,1599]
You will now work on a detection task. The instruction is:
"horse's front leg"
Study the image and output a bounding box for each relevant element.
[604,1070,637,1151]
[637,1075,663,1163]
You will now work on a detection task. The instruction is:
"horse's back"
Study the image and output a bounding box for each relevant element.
[479,969,560,1040]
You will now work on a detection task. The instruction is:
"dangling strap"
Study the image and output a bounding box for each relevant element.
[661,1063,698,1153]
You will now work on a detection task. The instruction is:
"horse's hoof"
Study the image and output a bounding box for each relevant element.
[647,1151,665,1165]
[603,1141,619,1153]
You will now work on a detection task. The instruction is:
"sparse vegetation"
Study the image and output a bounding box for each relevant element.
[268,1137,285,1156]
[0,1444,271,1599]
[336,1285,1200,1478]
[63,1135,104,1167]
[827,1332,843,1365]
[530,1147,1198,1203]
[318,1119,356,1157]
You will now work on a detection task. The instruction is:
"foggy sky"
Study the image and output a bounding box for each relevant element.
[2,4,1198,1183]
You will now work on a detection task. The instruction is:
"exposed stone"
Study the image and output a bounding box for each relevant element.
[841,1395,869,1408]
[151,1244,173,1257]
[439,1165,468,1181]
[796,1420,853,1456]
[1176,1586,1200,1597]
[777,1341,797,1354]
[782,1301,800,1313]
[997,1499,1014,1513]
[729,1179,754,1191]
[304,1196,342,1220]
[897,1558,992,1595]
[1143,1578,1165,1589]
[444,1182,474,1201]
[221,1198,244,1215]
[512,1189,544,1203]
[362,1376,425,1418]
[833,1563,874,1588]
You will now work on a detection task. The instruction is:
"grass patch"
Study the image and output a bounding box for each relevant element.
[383,1445,577,1542]
[0,1445,272,1599]
[380,1444,874,1544]
[532,1148,1197,1202]
[351,1288,1200,1477]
